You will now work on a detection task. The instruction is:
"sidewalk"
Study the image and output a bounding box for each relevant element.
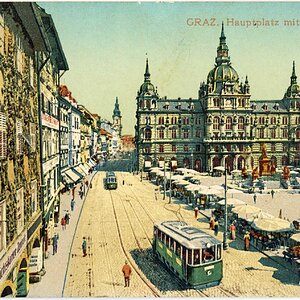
[28,171,97,298]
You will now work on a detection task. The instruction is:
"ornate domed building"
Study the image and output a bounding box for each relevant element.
[135,24,300,173]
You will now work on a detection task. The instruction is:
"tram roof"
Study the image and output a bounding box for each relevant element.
[155,220,221,249]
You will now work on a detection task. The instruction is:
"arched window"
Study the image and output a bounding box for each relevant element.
[158,117,164,125]
[226,117,232,130]
[213,117,220,130]
[171,117,177,125]
[144,128,151,140]
[238,117,244,130]
[151,100,156,109]
[296,128,300,139]
[270,117,276,125]
[282,116,288,125]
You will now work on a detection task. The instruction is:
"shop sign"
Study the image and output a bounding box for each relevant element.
[0,232,27,283]
[29,248,42,274]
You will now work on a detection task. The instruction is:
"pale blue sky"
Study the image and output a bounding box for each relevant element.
[39,1,300,134]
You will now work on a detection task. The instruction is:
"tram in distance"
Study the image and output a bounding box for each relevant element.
[153,221,223,289]
[104,171,118,190]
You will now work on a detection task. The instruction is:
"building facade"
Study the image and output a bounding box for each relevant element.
[135,25,300,172]
[38,6,69,263]
[0,3,49,296]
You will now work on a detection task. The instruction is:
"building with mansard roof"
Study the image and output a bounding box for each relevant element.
[135,24,300,172]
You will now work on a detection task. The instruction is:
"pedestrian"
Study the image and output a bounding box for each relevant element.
[65,212,70,225]
[209,216,215,230]
[244,231,250,251]
[61,216,66,230]
[123,180,125,185]
[253,193,257,204]
[71,198,75,211]
[214,219,219,236]
[72,187,76,198]
[271,189,275,199]
[230,223,236,240]
[122,260,132,287]
[194,206,199,219]
[82,237,87,257]
[52,234,58,255]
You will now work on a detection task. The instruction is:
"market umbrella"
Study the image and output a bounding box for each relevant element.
[251,218,294,233]
[214,166,225,171]
[217,198,245,206]
[176,180,191,186]
[171,174,184,180]
[231,169,242,174]
[185,184,201,191]
[232,205,262,220]
[198,188,222,195]
[290,233,300,243]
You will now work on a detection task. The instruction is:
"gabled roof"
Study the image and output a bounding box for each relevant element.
[36,4,69,70]
[13,3,50,52]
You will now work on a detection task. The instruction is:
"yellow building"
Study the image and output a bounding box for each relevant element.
[0,3,49,296]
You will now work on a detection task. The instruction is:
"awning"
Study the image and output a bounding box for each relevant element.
[62,173,73,184]
[77,164,88,175]
[89,159,96,166]
[71,167,84,179]
[83,163,91,172]
[64,169,81,182]
[73,166,86,178]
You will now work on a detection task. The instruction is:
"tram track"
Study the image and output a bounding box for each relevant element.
[115,174,237,297]
[108,189,161,297]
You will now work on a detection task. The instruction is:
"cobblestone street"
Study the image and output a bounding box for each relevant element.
[61,172,300,297]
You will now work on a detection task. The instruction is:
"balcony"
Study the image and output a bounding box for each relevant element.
[204,136,254,142]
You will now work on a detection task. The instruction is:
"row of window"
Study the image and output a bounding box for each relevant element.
[155,228,221,265]
[145,143,300,154]
[144,144,194,153]
[144,128,201,140]
[0,113,37,159]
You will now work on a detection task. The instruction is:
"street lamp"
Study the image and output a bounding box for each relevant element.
[191,153,194,170]
[169,162,172,204]
[223,161,229,250]
[163,161,166,200]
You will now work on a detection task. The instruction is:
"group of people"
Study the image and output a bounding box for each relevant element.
[209,216,219,236]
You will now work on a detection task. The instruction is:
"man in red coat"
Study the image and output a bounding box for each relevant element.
[122,260,132,287]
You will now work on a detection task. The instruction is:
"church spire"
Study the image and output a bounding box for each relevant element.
[113,96,121,118]
[291,60,297,85]
[144,58,151,83]
[216,22,230,66]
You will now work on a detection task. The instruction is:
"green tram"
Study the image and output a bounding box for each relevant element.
[153,221,223,289]
[104,171,118,190]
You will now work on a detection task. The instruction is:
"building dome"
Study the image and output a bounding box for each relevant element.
[138,58,158,97]
[207,64,239,84]
[139,81,156,95]
[285,61,300,98]
[286,83,300,97]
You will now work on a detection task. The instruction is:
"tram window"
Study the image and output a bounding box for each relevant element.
[175,242,181,257]
[170,238,174,251]
[182,247,186,263]
[217,244,221,260]
[166,235,170,247]
[194,249,200,265]
[202,247,215,263]
[188,249,192,265]
[162,233,166,244]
